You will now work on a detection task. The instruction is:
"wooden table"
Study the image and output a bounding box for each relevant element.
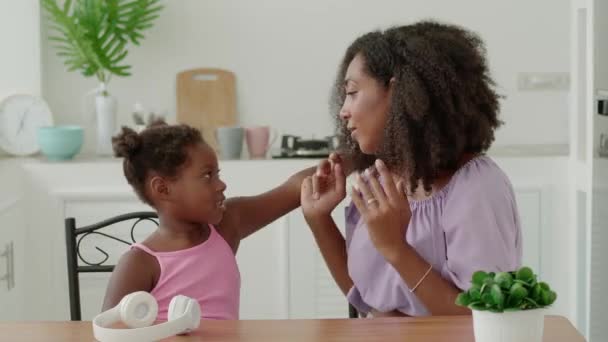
[0,315,585,341]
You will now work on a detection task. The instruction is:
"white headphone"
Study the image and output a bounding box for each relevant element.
[92,291,201,342]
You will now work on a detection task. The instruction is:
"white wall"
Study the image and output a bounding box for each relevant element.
[40,0,570,154]
[1,0,41,98]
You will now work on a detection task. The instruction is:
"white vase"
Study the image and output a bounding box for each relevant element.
[94,87,117,156]
[472,309,545,342]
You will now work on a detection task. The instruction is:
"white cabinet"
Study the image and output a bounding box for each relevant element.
[0,202,24,321]
[0,161,26,321]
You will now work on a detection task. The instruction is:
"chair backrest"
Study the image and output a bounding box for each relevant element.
[64,211,158,321]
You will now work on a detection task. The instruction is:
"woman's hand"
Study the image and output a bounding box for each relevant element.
[301,153,347,221]
[351,159,412,262]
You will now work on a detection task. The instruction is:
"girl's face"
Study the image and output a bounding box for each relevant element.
[339,54,392,154]
[168,143,227,225]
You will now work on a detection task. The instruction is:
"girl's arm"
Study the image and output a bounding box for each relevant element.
[218,166,316,250]
[101,249,157,311]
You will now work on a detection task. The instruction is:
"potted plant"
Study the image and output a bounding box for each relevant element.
[41,0,162,155]
[455,266,557,342]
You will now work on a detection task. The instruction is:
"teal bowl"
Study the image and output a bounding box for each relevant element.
[37,125,84,161]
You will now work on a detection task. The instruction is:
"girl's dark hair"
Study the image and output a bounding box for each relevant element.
[331,20,502,192]
[112,120,204,205]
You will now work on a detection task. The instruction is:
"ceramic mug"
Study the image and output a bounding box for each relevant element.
[216,126,244,160]
[245,126,278,159]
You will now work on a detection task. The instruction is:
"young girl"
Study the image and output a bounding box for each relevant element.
[103,121,314,320]
[301,21,522,317]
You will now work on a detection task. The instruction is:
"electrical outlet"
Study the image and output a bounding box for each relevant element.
[517,72,570,91]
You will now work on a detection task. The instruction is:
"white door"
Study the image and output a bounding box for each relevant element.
[589,0,608,340]
[571,0,608,340]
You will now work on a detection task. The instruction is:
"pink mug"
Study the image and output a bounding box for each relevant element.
[245,126,278,159]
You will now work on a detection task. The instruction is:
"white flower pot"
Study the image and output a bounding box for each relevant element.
[95,92,117,156]
[472,309,545,342]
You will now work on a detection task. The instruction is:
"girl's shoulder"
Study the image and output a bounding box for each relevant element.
[125,245,161,279]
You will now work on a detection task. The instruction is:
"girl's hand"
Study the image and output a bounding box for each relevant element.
[301,153,347,221]
[351,159,412,262]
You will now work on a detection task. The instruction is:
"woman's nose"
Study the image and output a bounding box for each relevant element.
[339,106,351,120]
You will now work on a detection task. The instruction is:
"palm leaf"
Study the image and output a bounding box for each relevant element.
[41,0,162,83]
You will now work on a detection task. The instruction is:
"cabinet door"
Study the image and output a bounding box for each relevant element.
[0,200,24,320]
[514,189,542,275]
[288,199,349,319]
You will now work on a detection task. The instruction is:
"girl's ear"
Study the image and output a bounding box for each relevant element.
[149,175,170,202]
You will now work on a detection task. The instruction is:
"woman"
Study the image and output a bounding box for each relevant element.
[301,20,522,317]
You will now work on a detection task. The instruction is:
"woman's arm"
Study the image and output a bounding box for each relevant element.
[384,245,471,315]
[305,215,353,296]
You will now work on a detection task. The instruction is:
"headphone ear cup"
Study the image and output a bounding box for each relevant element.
[167,295,189,322]
[168,295,201,330]
[119,291,158,328]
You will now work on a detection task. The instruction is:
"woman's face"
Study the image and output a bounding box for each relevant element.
[339,53,392,154]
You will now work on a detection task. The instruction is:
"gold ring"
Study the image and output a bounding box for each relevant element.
[367,198,378,205]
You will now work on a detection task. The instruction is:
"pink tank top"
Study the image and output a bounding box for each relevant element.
[131,225,240,321]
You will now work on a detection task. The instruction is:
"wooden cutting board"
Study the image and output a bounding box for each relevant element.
[176,68,237,151]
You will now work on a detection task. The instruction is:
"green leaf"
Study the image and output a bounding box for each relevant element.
[541,290,557,306]
[494,272,513,289]
[469,286,481,301]
[481,293,493,306]
[509,283,528,301]
[455,292,471,307]
[63,0,74,13]
[472,271,488,286]
[531,283,542,301]
[516,267,534,283]
[490,284,505,309]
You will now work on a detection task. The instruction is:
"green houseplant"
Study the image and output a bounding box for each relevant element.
[455,266,557,342]
[41,0,162,155]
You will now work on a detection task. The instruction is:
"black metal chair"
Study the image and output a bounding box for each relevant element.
[348,303,359,318]
[64,211,158,321]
